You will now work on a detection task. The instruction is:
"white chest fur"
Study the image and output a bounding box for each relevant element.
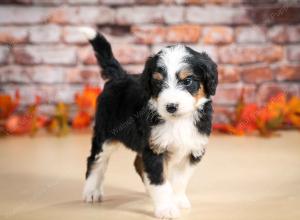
[150,114,208,164]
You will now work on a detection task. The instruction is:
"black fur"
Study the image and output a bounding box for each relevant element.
[85,32,218,185]
[89,32,126,80]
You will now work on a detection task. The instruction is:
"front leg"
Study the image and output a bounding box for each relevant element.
[142,147,180,219]
[169,160,196,209]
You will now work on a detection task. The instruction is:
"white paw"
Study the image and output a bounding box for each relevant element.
[155,203,180,219]
[78,27,97,40]
[83,188,103,202]
[175,195,191,209]
[83,180,103,202]
[192,147,206,159]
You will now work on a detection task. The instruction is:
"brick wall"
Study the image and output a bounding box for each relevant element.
[0,0,300,123]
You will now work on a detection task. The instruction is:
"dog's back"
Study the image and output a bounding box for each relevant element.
[80,28,151,179]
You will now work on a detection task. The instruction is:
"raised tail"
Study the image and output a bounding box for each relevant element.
[79,27,126,80]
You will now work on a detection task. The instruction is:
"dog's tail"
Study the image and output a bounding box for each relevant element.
[79,27,126,80]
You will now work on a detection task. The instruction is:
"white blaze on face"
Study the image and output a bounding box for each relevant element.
[156,45,196,119]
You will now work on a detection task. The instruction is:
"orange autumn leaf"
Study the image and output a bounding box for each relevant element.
[213,124,244,135]
[72,112,91,129]
[75,86,101,111]
[285,96,300,128]
[235,104,259,133]
[213,92,300,136]
[72,85,101,129]
[0,90,20,119]
[5,114,33,135]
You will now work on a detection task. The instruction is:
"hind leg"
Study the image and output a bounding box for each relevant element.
[83,139,118,202]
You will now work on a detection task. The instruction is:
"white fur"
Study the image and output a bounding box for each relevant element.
[169,160,195,209]
[83,141,119,202]
[150,112,208,160]
[158,45,189,80]
[155,45,210,120]
[157,88,196,119]
[144,174,180,219]
[79,26,97,40]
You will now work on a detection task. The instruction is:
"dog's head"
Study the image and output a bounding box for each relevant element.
[142,45,218,120]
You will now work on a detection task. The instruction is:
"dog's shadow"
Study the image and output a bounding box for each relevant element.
[17,185,154,219]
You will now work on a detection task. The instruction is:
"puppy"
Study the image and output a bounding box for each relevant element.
[80,27,218,219]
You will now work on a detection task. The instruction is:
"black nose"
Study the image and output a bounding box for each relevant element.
[166,103,178,113]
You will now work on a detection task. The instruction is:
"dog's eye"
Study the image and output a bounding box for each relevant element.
[182,78,193,86]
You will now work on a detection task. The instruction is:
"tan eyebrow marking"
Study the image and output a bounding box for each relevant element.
[178,70,192,80]
[153,72,163,80]
[194,84,205,103]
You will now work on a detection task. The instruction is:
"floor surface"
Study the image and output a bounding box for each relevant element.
[0,131,300,220]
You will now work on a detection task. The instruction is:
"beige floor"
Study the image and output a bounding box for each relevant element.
[0,131,300,220]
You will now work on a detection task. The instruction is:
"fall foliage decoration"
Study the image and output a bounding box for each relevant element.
[213,91,300,136]
[1,86,299,137]
[0,90,20,135]
[47,103,69,136]
[4,96,47,136]
[72,86,101,129]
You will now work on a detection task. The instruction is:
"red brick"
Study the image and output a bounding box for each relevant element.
[218,65,240,83]
[163,6,184,24]
[65,67,102,84]
[0,66,31,83]
[114,44,150,64]
[275,65,300,81]
[78,46,97,65]
[124,65,144,74]
[213,105,235,124]
[268,25,300,43]
[213,84,256,105]
[183,0,241,4]
[287,46,300,62]
[166,25,201,43]
[63,26,90,44]
[0,66,64,84]
[0,66,66,84]
[241,66,273,83]
[135,0,161,4]
[190,45,218,62]
[286,25,300,43]
[152,44,218,62]
[236,26,266,43]
[218,45,283,64]
[101,0,134,5]
[0,0,32,4]
[29,25,61,43]
[78,44,150,65]
[31,66,65,83]
[0,46,10,64]
[33,0,64,5]
[48,6,114,24]
[202,26,233,44]
[116,6,164,24]
[268,26,287,43]
[54,85,87,104]
[0,6,49,24]
[132,24,201,44]
[0,27,28,44]
[257,82,299,104]
[68,0,98,4]
[186,6,250,24]
[247,6,300,24]
[13,46,77,65]
[131,25,166,44]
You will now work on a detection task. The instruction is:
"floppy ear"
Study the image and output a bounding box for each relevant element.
[141,56,157,97]
[199,52,218,97]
